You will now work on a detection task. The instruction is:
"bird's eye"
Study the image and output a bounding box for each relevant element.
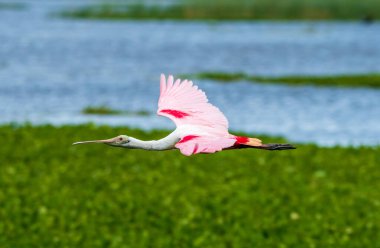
[119,137,123,141]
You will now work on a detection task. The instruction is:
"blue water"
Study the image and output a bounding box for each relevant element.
[1,1,380,146]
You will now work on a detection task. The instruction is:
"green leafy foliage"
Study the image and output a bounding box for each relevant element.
[60,0,380,20]
[188,72,380,88]
[0,124,379,247]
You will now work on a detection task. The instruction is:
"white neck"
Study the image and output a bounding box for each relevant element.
[121,131,180,151]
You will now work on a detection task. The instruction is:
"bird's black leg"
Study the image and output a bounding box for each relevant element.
[258,143,296,150]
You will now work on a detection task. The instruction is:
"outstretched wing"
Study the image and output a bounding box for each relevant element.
[157,74,229,133]
[157,74,236,156]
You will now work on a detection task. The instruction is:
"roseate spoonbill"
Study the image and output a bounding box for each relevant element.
[73,74,295,156]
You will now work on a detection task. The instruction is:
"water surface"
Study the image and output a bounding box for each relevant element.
[1,1,380,146]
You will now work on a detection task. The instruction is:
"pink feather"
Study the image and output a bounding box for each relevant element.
[157,74,236,156]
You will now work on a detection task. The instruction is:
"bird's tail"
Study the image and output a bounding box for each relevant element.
[234,136,296,151]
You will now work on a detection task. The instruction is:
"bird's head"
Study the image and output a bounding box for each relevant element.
[73,135,129,147]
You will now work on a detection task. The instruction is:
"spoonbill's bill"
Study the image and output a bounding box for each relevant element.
[73,74,295,156]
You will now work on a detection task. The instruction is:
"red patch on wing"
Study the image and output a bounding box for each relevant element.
[193,144,199,154]
[160,109,189,118]
[235,136,249,144]
[178,135,199,144]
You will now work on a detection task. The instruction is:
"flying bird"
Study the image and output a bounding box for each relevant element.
[73,74,295,156]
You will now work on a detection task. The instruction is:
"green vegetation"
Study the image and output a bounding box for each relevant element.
[126,110,151,116]
[82,105,123,115]
[82,106,150,116]
[61,0,380,20]
[188,72,380,88]
[0,124,379,247]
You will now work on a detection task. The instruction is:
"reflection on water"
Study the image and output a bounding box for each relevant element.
[0,1,380,146]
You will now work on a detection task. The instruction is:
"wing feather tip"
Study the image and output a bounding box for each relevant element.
[160,73,166,82]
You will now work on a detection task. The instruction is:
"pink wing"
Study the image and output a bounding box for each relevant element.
[157,74,236,156]
[158,74,228,132]
[175,135,236,156]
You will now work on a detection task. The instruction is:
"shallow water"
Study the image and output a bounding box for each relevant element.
[1,1,380,146]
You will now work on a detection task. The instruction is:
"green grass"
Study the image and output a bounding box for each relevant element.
[82,106,150,116]
[0,124,379,247]
[60,0,380,21]
[82,106,123,115]
[188,72,380,88]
